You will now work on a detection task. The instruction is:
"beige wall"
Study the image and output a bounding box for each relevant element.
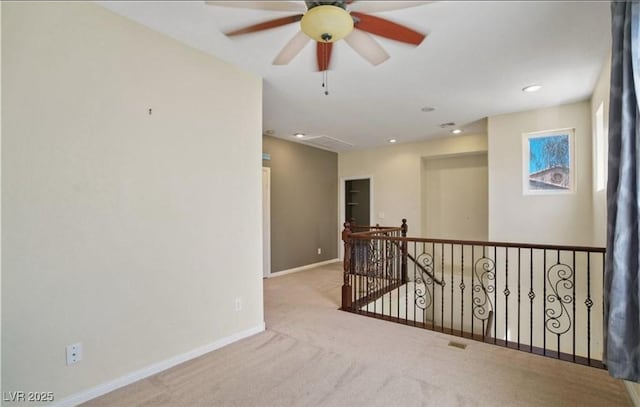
[488,101,595,246]
[0,1,3,397]
[590,55,611,246]
[422,153,488,241]
[338,134,488,238]
[262,136,338,272]
[2,2,263,403]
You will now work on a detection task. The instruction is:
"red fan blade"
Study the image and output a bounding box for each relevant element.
[350,12,425,46]
[225,14,303,36]
[316,42,333,71]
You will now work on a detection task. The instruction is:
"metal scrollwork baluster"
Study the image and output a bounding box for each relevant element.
[368,240,380,277]
[365,240,380,293]
[354,241,364,276]
[473,257,495,321]
[415,253,434,310]
[545,263,574,335]
[385,238,395,280]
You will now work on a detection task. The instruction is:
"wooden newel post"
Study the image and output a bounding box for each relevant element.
[341,222,353,310]
[401,219,408,283]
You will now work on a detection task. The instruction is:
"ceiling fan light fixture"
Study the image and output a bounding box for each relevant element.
[300,5,354,43]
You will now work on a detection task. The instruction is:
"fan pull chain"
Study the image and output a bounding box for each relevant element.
[324,69,329,96]
[321,43,329,95]
[321,34,331,96]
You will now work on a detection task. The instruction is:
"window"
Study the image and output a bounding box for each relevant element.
[595,102,607,192]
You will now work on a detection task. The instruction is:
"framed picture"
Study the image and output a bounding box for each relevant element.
[522,128,575,194]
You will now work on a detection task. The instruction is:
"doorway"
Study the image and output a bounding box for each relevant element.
[345,178,371,227]
[262,167,271,278]
[339,176,373,259]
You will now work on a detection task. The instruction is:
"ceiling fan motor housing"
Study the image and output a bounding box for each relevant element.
[300,5,354,42]
[305,1,348,11]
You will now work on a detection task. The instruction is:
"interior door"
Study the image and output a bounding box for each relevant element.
[262,167,271,277]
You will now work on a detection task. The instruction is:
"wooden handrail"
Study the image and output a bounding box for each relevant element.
[350,227,402,236]
[351,225,399,231]
[348,234,605,253]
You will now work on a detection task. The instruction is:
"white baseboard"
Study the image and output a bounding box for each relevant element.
[268,258,340,278]
[54,322,266,407]
[625,381,640,407]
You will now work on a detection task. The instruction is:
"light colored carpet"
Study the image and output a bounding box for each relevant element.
[84,262,630,407]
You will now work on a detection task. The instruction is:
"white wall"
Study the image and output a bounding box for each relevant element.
[2,2,263,403]
[488,101,595,246]
[422,153,488,241]
[338,134,488,237]
[590,56,611,246]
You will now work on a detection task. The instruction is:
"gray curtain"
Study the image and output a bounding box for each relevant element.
[605,1,640,381]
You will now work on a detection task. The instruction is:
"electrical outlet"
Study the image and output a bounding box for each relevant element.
[235,297,242,312]
[317,247,322,255]
[66,342,83,365]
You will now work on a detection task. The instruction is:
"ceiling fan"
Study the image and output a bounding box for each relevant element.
[205,1,429,71]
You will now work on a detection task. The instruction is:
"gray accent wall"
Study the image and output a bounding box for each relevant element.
[263,136,338,272]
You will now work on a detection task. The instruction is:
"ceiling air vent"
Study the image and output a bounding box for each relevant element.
[301,135,353,152]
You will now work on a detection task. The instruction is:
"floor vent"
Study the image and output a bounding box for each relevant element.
[448,341,467,350]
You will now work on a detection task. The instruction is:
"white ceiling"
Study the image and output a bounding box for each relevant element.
[96,1,611,152]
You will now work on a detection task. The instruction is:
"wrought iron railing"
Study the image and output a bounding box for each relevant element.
[341,223,404,310]
[341,219,606,368]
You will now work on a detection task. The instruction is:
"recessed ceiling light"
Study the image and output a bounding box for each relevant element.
[421,106,436,112]
[451,129,463,134]
[294,133,305,138]
[522,84,542,93]
[439,122,456,128]
[388,139,397,143]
